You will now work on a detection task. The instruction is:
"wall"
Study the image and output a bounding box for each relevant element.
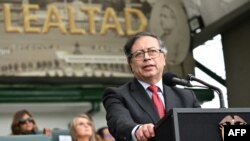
[222,17,250,107]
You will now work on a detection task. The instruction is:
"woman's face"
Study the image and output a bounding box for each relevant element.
[19,114,35,134]
[74,117,93,138]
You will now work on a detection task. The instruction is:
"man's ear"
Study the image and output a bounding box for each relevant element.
[163,54,167,66]
[163,53,167,59]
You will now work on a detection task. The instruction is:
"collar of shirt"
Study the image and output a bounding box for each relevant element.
[137,79,165,107]
[137,79,164,93]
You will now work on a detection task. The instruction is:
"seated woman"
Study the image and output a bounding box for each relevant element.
[70,113,96,141]
[11,109,51,135]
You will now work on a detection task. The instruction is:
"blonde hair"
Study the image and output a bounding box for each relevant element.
[70,113,96,141]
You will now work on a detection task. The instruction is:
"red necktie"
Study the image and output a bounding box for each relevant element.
[148,85,165,119]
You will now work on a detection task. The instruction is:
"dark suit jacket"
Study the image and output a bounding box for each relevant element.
[102,78,201,141]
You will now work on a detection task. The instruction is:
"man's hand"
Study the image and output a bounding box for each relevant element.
[135,123,155,141]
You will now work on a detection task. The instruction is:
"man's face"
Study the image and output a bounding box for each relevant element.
[129,36,166,84]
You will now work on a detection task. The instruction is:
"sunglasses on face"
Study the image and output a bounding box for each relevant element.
[18,117,34,125]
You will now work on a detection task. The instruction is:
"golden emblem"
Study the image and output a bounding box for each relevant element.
[219,115,247,141]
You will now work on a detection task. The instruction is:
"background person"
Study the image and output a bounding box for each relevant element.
[102,32,201,141]
[70,113,96,141]
[11,109,51,135]
[96,126,115,141]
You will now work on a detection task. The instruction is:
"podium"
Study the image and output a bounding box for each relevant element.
[152,108,250,141]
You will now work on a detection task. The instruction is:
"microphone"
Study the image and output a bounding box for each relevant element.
[187,74,225,108]
[163,72,192,87]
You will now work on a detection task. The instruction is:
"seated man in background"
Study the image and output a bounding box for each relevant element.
[11,109,51,135]
[96,126,115,141]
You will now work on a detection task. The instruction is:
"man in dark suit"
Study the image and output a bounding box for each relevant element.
[102,32,201,141]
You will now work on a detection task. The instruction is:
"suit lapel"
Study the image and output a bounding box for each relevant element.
[130,79,160,123]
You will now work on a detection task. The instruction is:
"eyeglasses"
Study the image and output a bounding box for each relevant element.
[18,117,34,125]
[129,48,165,61]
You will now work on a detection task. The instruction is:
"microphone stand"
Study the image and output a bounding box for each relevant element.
[187,74,226,108]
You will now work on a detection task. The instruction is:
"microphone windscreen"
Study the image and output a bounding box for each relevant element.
[163,72,177,86]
